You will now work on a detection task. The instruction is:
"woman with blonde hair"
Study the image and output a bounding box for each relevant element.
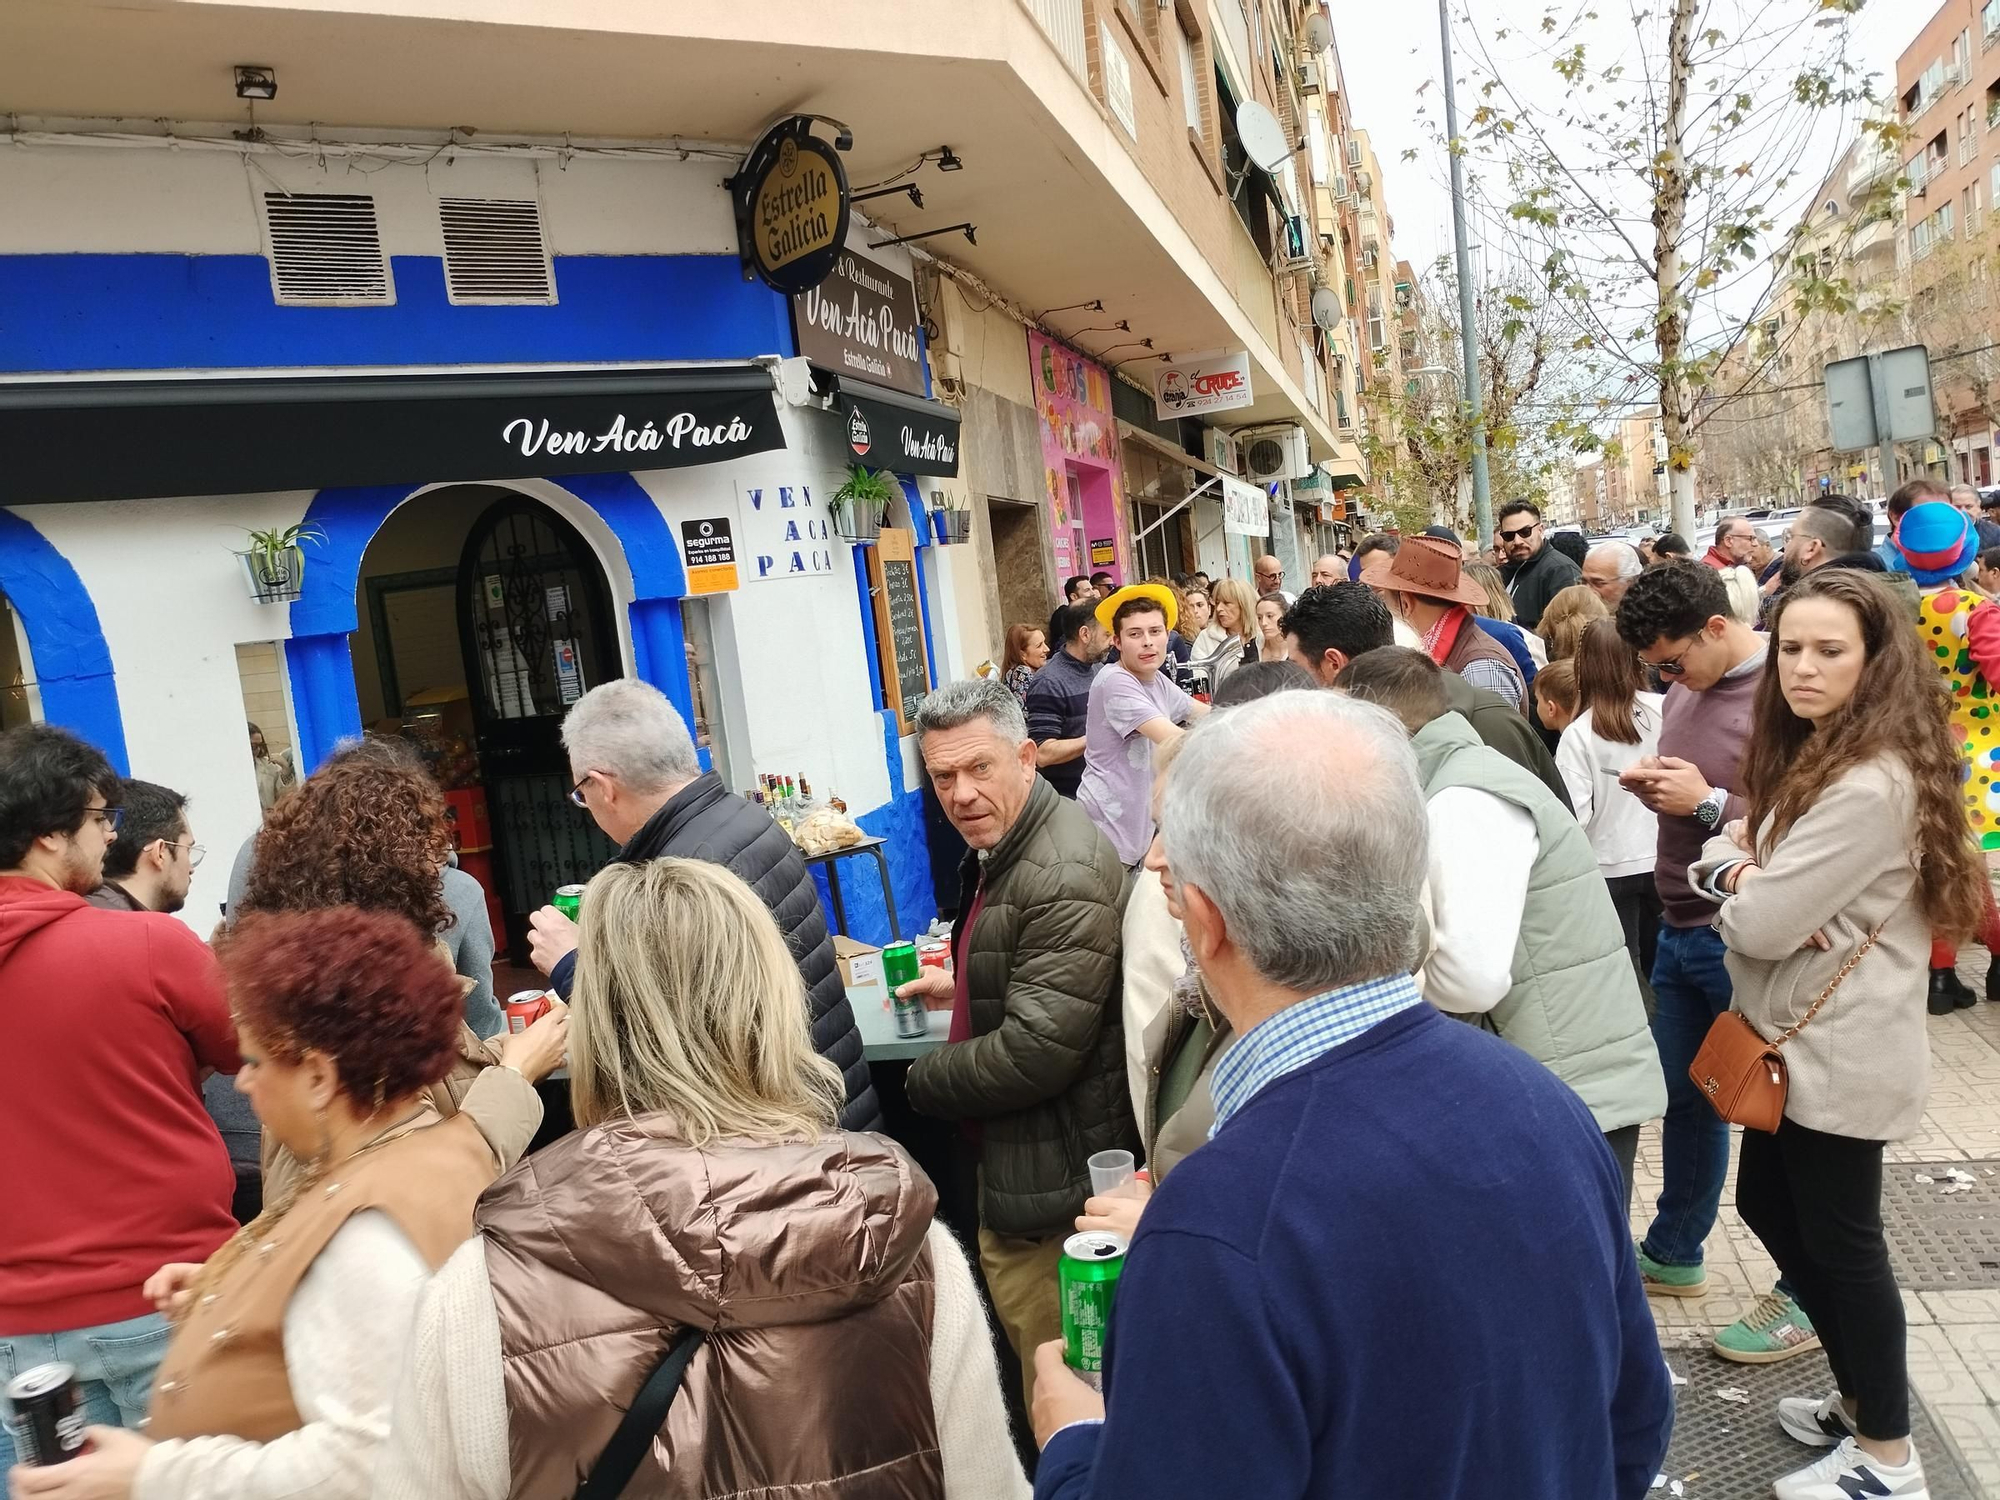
[1537,582,1609,661]
[1464,557,1548,677]
[1191,576,1256,689]
[12,909,535,1500]
[377,858,1026,1500]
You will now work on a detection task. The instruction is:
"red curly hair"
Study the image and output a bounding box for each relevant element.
[223,908,463,1107]
[238,755,452,937]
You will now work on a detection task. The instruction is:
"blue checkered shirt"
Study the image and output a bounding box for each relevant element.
[1209,973,1424,1135]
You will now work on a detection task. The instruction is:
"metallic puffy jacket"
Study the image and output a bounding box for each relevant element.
[479,1119,941,1499]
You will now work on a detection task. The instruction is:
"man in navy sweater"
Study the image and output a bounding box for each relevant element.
[1029,691,1674,1499]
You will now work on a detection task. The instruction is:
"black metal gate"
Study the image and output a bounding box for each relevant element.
[456,497,619,959]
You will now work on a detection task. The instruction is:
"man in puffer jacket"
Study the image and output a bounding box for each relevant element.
[528,679,879,1131]
[899,678,1136,1406]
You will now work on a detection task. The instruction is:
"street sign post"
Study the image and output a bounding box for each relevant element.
[1825,346,1935,495]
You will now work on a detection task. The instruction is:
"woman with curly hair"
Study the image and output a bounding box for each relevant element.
[11,910,524,1500]
[235,750,563,1202]
[1691,568,1987,1500]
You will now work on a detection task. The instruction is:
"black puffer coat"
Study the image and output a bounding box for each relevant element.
[904,776,1136,1236]
[552,773,879,1131]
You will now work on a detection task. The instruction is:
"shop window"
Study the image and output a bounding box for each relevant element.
[680,596,725,757]
[0,592,39,731]
[236,642,299,813]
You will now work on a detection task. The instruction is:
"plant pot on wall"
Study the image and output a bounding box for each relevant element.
[932,509,974,544]
[235,523,324,604]
[829,465,895,546]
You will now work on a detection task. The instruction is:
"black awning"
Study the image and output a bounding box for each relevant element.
[0,366,784,505]
[828,373,961,477]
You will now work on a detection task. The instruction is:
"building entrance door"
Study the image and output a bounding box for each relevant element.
[455,496,620,958]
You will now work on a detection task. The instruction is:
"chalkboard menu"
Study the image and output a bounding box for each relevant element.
[868,527,931,732]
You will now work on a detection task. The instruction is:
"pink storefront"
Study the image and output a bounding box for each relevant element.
[1026,330,1131,585]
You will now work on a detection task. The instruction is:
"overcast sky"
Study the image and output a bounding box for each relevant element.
[1342,0,1921,279]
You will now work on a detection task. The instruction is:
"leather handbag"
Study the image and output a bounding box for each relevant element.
[1689,925,1881,1133]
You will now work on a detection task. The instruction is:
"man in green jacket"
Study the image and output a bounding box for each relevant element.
[899,677,1135,1406]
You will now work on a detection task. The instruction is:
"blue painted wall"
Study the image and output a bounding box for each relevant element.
[0,254,793,373]
[809,709,936,947]
[0,509,127,771]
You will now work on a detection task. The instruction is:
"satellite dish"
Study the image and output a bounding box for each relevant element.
[1303,13,1333,53]
[1235,101,1292,174]
[1311,286,1342,330]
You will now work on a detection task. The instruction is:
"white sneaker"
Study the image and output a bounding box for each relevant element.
[1772,1437,1928,1499]
[1777,1390,1854,1448]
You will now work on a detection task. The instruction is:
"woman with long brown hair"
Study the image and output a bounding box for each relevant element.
[999,623,1049,704]
[1693,568,1985,1500]
[235,751,564,1199]
[1557,618,1665,985]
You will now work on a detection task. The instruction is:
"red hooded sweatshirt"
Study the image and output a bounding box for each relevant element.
[0,877,239,1334]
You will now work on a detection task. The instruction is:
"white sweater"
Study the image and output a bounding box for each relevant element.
[1554,695,1663,879]
[372,1220,1029,1500]
[137,1212,428,1500]
[1420,786,1538,1014]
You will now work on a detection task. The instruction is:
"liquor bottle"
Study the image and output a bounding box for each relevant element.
[798,776,816,814]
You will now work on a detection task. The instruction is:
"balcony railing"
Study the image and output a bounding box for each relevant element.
[1964,135,1980,165]
[1022,0,1088,83]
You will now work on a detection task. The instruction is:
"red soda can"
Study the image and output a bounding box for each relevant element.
[504,989,552,1034]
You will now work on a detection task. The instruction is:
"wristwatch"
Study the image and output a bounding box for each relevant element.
[1693,786,1728,830]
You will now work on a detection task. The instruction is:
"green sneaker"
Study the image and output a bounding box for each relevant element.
[1713,1289,1820,1364]
[1636,1248,1708,1298]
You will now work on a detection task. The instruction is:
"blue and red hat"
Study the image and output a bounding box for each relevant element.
[1892,501,1978,587]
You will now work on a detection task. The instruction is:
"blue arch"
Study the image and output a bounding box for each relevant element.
[285,474,691,771]
[0,509,128,771]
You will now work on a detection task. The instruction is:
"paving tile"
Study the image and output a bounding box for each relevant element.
[1906,1288,1936,1326]
[1906,1323,1989,1405]
[1929,1402,2000,1494]
[1939,1321,2000,1403]
[1926,1289,2000,1323]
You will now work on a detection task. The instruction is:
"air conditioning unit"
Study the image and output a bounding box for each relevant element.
[1346,137,1363,168]
[1944,63,1965,86]
[1330,173,1351,201]
[1282,214,1315,268]
[1356,169,1373,194]
[1208,427,1240,475]
[1239,423,1313,481]
[1298,59,1324,96]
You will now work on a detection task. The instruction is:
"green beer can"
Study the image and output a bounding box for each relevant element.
[552,884,585,923]
[1059,1230,1126,1390]
[881,940,926,1040]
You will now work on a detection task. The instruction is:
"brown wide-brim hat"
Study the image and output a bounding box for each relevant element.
[1356,534,1490,608]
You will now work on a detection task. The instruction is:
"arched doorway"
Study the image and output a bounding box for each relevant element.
[350,485,620,960]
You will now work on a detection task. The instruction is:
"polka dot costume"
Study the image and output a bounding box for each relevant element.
[1920,586,2000,851]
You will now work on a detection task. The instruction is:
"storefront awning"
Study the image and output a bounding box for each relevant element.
[826,374,961,477]
[0,366,785,506]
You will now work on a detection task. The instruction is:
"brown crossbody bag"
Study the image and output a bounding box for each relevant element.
[1688,924,1882,1134]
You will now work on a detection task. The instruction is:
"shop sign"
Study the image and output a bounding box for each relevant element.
[1222,475,1268,537]
[843,388,961,476]
[793,250,927,398]
[740,482,836,581]
[0,370,785,506]
[730,117,851,296]
[1089,536,1117,567]
[1153,350,1254,420]
[553,640,584,705]
[680,517,739,595]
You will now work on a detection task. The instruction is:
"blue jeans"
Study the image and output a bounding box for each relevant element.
[0,1311,171,1472]
[1640,921,1737,1269]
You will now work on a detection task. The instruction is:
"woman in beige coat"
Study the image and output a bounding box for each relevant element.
[1692,568,1986,1500]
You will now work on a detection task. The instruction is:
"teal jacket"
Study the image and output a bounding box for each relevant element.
[1416,712,1666,1133]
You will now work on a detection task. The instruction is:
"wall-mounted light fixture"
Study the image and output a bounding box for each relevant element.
[870,222,976,249]
[936,145,964,172]
[233,65,278,100]
[854,183,923,209]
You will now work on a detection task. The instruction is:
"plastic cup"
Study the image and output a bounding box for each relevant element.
[1088,1149,1137,1198]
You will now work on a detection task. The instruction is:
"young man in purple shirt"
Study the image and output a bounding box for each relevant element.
[1077,588,1207,866]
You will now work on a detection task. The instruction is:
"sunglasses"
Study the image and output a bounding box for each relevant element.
[1498,524,1539,543]
[1645,638,1699,677]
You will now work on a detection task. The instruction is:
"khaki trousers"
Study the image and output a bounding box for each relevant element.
[977,1226,1067,1409]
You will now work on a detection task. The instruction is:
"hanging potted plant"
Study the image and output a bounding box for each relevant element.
[930,488,974,545]
[828,465,892,544]
[235,523,324,603]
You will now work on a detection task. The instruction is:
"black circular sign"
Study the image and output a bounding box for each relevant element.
[737,119,852,296]
[847,405,872,457]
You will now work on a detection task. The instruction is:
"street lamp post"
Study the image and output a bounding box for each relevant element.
[1437,0,1493,545]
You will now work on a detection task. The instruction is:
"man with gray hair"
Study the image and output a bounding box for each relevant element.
[898,677,1132,1407]
[1582,540,1643,608]
[1030,691,1673,1500]
[531,677,879,1131]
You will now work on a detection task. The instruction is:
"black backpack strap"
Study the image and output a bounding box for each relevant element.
[575,1328,707,1500]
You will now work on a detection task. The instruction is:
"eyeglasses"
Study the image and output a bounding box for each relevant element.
[158,838,206,869]
[85,805,123,834]
[567,772,595,809]
[1498,524,1539,543]
[1644,638,1700,677]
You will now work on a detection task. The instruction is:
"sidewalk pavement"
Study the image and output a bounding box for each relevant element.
[1632,967,2000,1496]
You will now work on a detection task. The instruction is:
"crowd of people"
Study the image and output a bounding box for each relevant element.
[2,477,1991,1500]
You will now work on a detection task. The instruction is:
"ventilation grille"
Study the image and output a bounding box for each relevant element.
[261,192,393,305]
[438,197,556,304]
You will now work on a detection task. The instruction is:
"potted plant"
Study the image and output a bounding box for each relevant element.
[235,522,325,603]
[930,488,974,545]
[829,465,893,544]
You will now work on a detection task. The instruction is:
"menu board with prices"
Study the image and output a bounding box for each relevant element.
[867,527,931,734]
